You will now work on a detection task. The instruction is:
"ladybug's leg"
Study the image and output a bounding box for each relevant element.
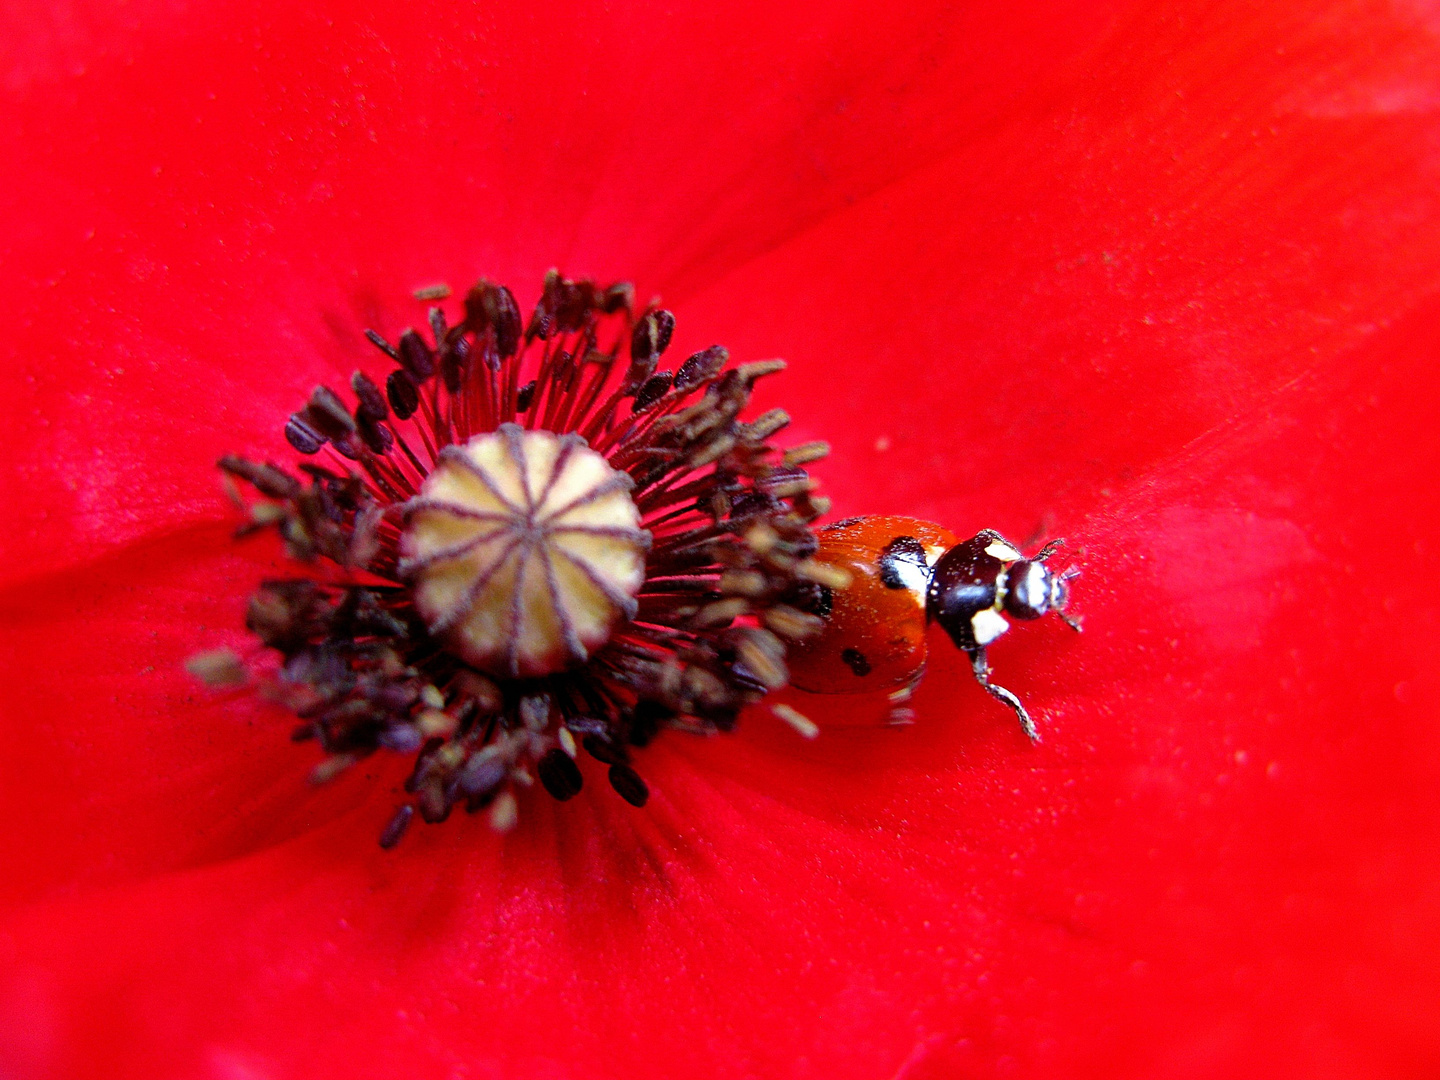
[1053,565,1084,632]
[968,648,1040,743]
[885,661,926,726]
[881,659,927,728]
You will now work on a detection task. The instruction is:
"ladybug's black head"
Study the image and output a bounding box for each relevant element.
[1000,558,1068,620]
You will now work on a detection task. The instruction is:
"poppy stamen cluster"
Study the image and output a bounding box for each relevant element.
[201,272,837,846]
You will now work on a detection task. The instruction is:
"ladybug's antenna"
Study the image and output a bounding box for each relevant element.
[1035,537,1066,562]
[1056,566,1083,632]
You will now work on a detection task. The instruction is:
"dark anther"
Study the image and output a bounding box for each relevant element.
[756,465,809,496]
[334,586,407,638]
[630,309,676,363]
[304,385,357,439]
[726,660,771,697]
[878,535,928,590]
[284,413,327,454]
[330,434,361,460]
[726,625,789,691]
[440,334,468,393]
[378,805,414,849]
[608,763,649,807]
[386,369,420,420]
[537,747,584,801]
[526,270,569,341]
[397,328,436,381]
[527,296,552,342]
[627,700,672,747]
[601,282,634,314]
[218,456,301,500]
[363,328,402,361]
[652,309,676,354]
[295,461,342,482]
[378,724,422,753]
[842,647,872,677]
[562,715,612,737]
[781,578,834,619]
[466,280,524,361]
[737,408,794,440]
[516,380,537,412]
[707,705,740,733]
[370,682,419,712]
[492,286,522,358]
[464,280,523,359]
[245,580,324,648]
[632,371,674,413]
[350,370,388,421]
[581,732,628,765]
[554,278,594,333]
[356,413,392,454]
[462,281,493,331]
[465,790,498,814]
[621,353,658,396]
[416,778,451,823]
[457,753,507,797]
[404,737,445,793]
[674,345,728,392]
[728,491,782,521]
[519,693,552,731]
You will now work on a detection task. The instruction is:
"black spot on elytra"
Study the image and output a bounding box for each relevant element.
[878,535,927,589]
[841,647,871,676]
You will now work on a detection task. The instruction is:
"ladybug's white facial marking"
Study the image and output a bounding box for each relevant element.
[971,608,1010,646]
[984,539,1023,562]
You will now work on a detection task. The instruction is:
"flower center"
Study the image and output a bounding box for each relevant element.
[400,423,649,677]
[201,272,837,845]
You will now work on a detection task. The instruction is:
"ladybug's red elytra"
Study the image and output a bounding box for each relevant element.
[787,515,1079,739]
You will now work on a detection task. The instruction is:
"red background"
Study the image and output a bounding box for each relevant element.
[2,1,1439,1077]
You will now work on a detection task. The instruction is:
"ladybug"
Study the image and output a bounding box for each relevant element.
[787,516,1080,739]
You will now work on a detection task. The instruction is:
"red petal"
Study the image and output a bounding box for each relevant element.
[0,0,1115,585]
[3,1,1440,1078]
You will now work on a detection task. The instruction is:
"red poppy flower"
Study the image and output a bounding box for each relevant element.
[3,1,1439,1077]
